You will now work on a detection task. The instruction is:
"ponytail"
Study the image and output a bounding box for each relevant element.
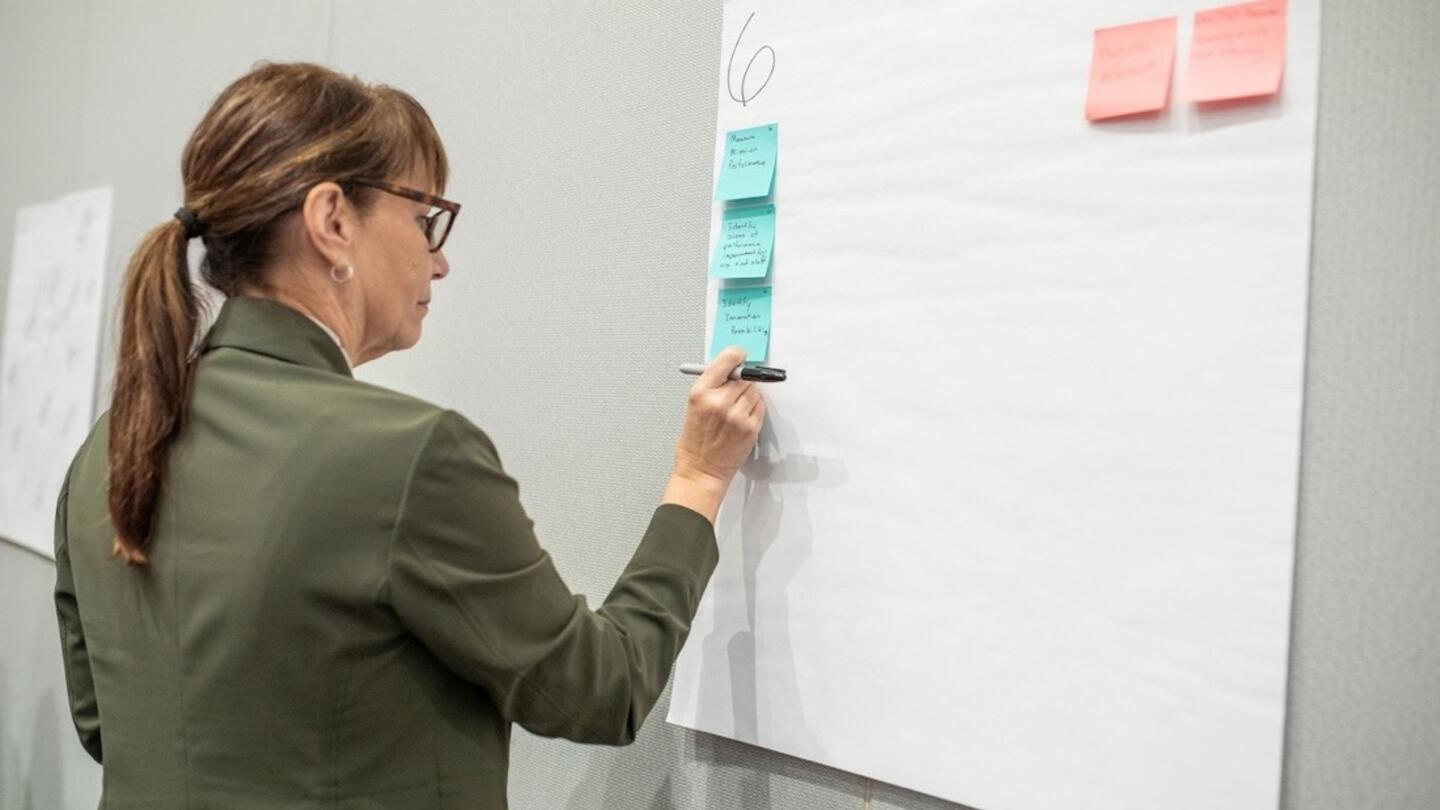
[107,218,201,565]
[100,62,449,566]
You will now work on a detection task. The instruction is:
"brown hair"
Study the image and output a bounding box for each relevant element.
[108,62,448,564]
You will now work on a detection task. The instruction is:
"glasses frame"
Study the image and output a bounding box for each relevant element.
[350,179,461,253]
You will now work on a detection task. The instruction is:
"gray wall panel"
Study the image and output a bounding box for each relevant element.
[0,543,102,810]
[72,0,333,407]
[0,1,103,804]
[1279,2,1440,809]
[0,0,90,419]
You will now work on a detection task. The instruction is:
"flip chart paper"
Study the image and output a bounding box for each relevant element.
[673,2,1319,809]
[0,187,112,557]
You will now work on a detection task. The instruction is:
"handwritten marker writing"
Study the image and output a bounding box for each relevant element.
[679,363,787,383]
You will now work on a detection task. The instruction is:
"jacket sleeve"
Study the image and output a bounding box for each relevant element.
[385,409,719,745]
[53,467,103,763]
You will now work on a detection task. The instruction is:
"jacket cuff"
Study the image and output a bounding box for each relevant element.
[630,504,720,592]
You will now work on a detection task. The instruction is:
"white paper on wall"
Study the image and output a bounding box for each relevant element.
[0,187,113,557]
[668,3,1318,810]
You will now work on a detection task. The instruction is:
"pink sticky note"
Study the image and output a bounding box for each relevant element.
[1182,0,1287,103]
[1085,17,1178,122]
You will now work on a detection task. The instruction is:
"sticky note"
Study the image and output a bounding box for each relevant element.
[710,285,771,362]
[1181,0,1287,103]
[715,124,778,201]
[1085,17,1177,121]
[710,204,776,279]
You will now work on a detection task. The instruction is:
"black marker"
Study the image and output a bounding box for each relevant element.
[678,363,787,383]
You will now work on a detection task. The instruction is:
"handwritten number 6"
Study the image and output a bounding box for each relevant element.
[727,12,775,107]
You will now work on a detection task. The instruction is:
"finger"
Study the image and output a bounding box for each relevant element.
[745,405,765,437]
[729,382,761,413]
[747,390,766,419]
[696,346,747,390]
[719,380,756,407]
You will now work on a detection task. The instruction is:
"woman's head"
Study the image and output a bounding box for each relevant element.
[109,62,451,563]
[185,61,452,358]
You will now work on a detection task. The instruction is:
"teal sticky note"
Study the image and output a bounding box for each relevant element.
[710,204,775,279]
[710,285,772,362]
[714,124,778,201]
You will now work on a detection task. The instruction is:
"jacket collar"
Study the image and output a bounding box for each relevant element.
[201,296,353,378]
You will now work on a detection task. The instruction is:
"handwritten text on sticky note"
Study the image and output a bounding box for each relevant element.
[715,124,778,201]
[710,285,772,362]
[710,204,776,279]
[1182,0,1286,103]
[1085,17,1177,121]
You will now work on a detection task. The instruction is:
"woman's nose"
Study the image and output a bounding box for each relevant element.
[432,250,451,279]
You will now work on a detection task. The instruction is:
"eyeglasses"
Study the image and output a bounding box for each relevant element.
[350,179,461,253]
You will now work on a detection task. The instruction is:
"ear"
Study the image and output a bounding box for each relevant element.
[299,181,357,268]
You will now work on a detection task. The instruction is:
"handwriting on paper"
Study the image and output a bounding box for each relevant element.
[1085,17,1178,121]
[727,11,776,108]
[710,285,772,362]
[0,187,111,555]
[1182,0,1287,102]
[711,204,776,279]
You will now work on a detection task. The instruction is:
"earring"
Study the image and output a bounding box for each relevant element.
[330,264,355,284]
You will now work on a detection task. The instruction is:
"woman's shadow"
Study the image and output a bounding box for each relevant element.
[696,397,850,781]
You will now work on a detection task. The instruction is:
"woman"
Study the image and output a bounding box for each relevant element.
[53,62,763,808]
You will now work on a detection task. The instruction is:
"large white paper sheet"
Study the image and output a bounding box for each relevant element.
[667,3,1318,809]
[0,187,112,557]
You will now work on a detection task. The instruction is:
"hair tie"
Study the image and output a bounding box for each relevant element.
[173,207,208,239]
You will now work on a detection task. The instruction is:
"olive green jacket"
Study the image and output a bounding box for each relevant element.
[54,296,718,809]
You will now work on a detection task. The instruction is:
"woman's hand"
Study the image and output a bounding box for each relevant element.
[662,347,766,522]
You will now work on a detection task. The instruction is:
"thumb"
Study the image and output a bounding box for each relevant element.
[697,346,746,389]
